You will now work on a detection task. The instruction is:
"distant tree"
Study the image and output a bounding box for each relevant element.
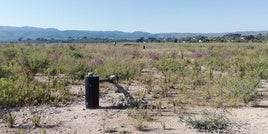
[68,37,74,40]
[255,33,265,42]
[35,38,48,42]
[18,37,23,41]
[184,37,192,42]
[136,37,144,43]
[66,37,74,43]
[244,35,255,42]
[195,36,208,42]
[223,33,241,39]
[174,38,178,43]
[211,36,225,42]
[148,37,156,42]
[222,33,242,42]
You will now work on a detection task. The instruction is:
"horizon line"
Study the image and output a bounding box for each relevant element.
[1,25,268,34]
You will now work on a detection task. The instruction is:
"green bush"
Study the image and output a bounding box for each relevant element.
[0,76,54,107]
[127,107,151,121]
[68,61,91,80]
[3,113,16,128]
[71,51,84,58]
[2,48,18,60]
[226,78,259,103]
[0,67,11,78]
[93,60,142,81]
[182,112,229,133]
[31,115,41,127]
[153,58,183,72]
[25,56,49,75]
[127,107,150,131]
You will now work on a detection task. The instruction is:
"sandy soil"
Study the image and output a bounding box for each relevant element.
[1,70,268,134]
[0,81,268,134]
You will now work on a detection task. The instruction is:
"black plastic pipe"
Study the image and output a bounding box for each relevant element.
[85,75,99,108]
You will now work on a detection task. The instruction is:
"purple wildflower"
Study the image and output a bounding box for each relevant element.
[148,52,160,60]
[89,59,104,66]
[131,49,140,59]
[191,51,204,58]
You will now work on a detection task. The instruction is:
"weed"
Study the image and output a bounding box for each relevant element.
[89,59,104,67]
[208,68,214,80]
[138,90,146,100]
[148,52,160,60]
[0,67,11,78]
[181,112,230,133]
[101,118,106,134]
[127,107,151,121]
[41,128,47,134]
[156,97,163,115]
[134,119,146,131]
[171,98,183,112]
[3,112,16,128]
[161,122,166,130]
[119,130,130,134]
[105,127,118,133]
[202,90,212,100]
[192,51,204,58]
[16,129,26,134]
[31,115,41,127]
[71,51,84,58]
[226,78,259,104]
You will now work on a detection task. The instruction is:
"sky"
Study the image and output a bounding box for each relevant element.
[0,0,268,33]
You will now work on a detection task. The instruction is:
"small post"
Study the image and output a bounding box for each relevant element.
[85,73,99,108]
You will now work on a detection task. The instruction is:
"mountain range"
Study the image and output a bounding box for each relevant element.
[0,26,268,42]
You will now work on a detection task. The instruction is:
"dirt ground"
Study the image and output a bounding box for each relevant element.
[0,81,268,134]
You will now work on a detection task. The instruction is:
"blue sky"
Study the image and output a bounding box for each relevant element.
[0,0,268,33]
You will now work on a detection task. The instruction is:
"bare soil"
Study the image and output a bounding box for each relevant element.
[1,81,268,134]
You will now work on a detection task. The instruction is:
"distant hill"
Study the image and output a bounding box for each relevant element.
[0,26,267,42]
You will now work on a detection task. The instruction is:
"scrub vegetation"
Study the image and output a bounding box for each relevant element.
[0,42,267,133]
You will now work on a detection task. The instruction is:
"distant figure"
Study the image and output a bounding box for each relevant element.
[143,41,146,49]
[113,41,117,46]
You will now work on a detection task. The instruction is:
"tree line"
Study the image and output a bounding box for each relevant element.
[139,33,268,43]
[12,33,268,43]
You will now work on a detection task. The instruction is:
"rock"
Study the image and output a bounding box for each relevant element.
[109,75,117,82]
[201,66,207,71]
[74,116,78,119]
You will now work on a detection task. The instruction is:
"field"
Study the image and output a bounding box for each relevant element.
[0,42,268,133]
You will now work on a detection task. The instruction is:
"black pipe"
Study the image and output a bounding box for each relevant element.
[99,78,110,83]
[85,75,99,108]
